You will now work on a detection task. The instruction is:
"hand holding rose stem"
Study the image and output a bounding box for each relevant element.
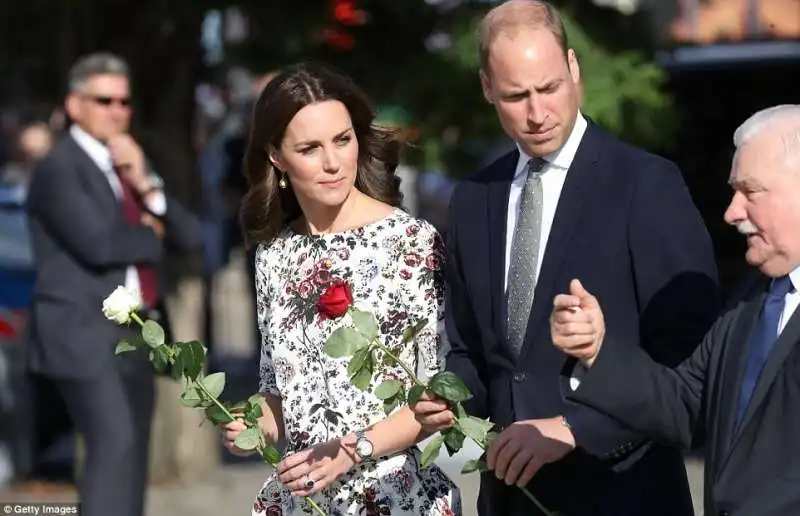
[318,282,555,516]
[102,287,326,516]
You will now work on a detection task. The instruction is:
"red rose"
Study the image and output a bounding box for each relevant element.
[317,281,353,319]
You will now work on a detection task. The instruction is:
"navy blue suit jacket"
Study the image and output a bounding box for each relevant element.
[445,122,720,515]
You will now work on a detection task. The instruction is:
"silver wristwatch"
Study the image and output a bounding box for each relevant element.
[354,429,374,460]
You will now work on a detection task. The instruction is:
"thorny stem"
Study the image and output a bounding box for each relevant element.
[130,312,326,516]
[370,339,426,388]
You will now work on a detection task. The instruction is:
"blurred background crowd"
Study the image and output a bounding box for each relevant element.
[0,0,798,513]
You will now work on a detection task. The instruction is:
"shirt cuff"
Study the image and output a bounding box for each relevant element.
[143,191,167,216]
[569,362,587,391]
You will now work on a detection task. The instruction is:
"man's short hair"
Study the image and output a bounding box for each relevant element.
[734,105,800,169]
[68,52,130,93]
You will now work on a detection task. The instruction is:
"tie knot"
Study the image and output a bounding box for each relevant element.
[527,157,547,176]
[770,275,794,297]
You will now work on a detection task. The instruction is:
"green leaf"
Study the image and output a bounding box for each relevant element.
[201,372,226,399]
[350,308,379,341]
[142,320,166,348]
[324,327,370,358]
[407,384,425,406]
[420,434,444,468]
[245,400,263,423]
[461,456,488,474]
[457,416,495,444]
[374,379,403,401]
[383,394,400,416]
[428,371,473,403]
[233,427,262,451]
[402,318,428,344]
[149,346,170,374]
[455,402,467,421]
[205,404,233,425]
[351,365,372,391]
[486,431,500,446]
[442,427,466,455]
[174,341,205,381]
[180,388,202,408]
[261,445,281,465]
[115,339,138,354]
[347,347,371,379]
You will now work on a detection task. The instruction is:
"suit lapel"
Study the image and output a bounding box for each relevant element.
[713,282,765,479]
[734,300,800,441]
[518,124,601,362]
[65,134,119,212]
[488,150,519,342]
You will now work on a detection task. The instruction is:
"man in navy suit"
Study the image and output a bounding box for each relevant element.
[411,1,720,515]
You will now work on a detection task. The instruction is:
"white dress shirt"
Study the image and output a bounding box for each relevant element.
[778,267,800,335]
[70,124,167,305]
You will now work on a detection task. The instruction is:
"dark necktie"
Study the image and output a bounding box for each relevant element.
[735,275,793,428]
[506,157,547,357]
[115,169,158,308]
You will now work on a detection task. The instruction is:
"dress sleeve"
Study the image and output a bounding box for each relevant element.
[408,221,447,381]
[255,244,280,396]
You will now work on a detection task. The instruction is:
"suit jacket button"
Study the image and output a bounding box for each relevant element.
[718,511,729,516]
[513,372,526,382]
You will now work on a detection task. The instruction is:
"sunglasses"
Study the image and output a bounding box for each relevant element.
[84,95,131,108]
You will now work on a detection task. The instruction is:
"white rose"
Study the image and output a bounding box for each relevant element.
[102,286,141,325]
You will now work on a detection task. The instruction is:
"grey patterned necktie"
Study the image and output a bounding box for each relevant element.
[506,157,546,357]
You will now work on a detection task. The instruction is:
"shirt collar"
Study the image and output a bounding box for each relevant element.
[70,124,112,172]
[514,111,588,179]
[788,266,800,293]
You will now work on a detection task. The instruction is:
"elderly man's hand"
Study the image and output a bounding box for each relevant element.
[550,279,606,367]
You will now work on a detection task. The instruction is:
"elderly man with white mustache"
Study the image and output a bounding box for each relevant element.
[551,104,800,516]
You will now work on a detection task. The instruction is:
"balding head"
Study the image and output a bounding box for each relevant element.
[478,0,568,72]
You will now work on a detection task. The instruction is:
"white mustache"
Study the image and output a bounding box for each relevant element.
[737,220,759,235]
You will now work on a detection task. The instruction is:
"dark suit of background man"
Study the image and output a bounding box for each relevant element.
[553,105,800,516]
[25,52,201,516]
[411,1,720,515]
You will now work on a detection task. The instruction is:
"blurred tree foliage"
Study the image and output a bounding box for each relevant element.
[0,0,676,182]
[228,0,677,176]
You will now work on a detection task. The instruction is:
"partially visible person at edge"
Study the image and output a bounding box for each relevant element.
[24,52,201,516]
[410,1,720,515]
[552,105,800,516]
[219,62,462,516]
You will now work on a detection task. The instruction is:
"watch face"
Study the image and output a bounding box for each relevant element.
[356,438,373,458]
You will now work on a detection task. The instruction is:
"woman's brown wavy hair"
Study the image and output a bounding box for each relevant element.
[239,62,403,245]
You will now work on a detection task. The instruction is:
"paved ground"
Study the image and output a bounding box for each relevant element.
[0,451,705,516]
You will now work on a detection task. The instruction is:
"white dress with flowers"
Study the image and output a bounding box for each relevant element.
[252,208,461,516]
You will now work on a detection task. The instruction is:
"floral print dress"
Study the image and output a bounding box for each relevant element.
[252,208,461,516]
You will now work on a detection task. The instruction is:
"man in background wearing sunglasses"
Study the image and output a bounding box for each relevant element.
[24,52,201,516]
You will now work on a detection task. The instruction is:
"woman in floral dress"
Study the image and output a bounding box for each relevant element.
[220,62,461,516]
